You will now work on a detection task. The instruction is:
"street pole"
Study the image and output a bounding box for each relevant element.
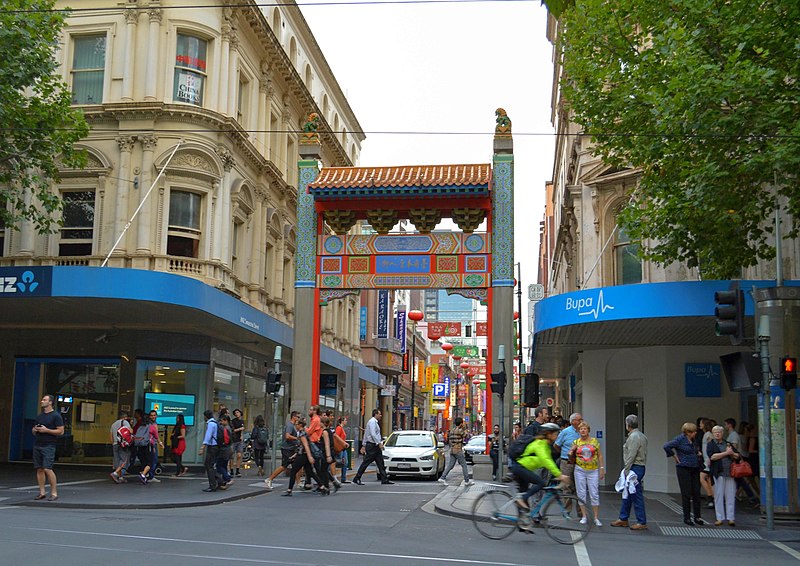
[410,322,416,430]
[497,344,506,481]
[757,314,774,530]
[516,262,523,433]
[270,346,282,476]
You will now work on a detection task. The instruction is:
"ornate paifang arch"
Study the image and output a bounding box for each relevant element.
[291,111,516,433]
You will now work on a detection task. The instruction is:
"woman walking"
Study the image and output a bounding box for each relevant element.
[251,415,268,477]
[282,419,321,497]
[170,414,188,476]
[663,422,706,526]
[707,425,739,526]
[569,421,604,526]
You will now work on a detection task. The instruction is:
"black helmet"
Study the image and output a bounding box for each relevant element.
[540,423,560,433]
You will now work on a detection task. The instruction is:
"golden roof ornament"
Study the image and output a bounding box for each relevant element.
[300,112,321,144]
[494,108,512,139]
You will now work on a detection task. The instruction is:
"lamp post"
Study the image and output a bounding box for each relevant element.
[407,309,424,430]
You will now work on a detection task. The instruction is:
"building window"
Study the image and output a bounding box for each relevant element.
[71,34,106,104]
[614,226,642,285]
[167,190,201,258]
[173,34,207,106]
[237,75,249,124]
[60,190,95,256]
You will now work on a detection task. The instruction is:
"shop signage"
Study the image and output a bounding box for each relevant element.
[451,345,479,358]
[0,267,52,297]
[360,306,367,341]
[396,310,407,353]
[428,321,461,337]
[377,290,389,338]
[476,322,487,336]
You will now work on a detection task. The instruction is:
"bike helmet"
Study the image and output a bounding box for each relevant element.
[540,423,560,433]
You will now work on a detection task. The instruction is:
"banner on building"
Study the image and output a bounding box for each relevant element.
[377,290,389,338]
[396,309,407,353]
[476,322,488,336]
[360,306,367,341]
[451,345,479,358]
[416,360,425,389]
[428,322,462,338]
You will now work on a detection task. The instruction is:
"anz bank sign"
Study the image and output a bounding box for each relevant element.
[0,267,52,297]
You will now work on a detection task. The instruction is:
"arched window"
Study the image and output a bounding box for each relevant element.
[322,94,330,119]
[289,37,297,67]
[271,9,281,41]
[613,225,642,285]
[304,64,313,90]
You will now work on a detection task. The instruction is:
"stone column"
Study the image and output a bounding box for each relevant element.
[248,192,264,299]
[112,136,136,257]
[207,180,219,260]
[281,101,291,177]
[144,7,162,101]
[227,37,240,119]
[136,135,158,253]
[18,187,35,257]
[274,214,286,299]
[216,147,234,266]
[257,70,271,157]
[122,8,139,101]
[217,24,231,116]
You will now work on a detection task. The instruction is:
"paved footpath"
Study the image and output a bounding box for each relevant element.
[432,478,800,544]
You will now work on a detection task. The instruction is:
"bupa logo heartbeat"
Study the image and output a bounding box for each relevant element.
[565,290,615,319]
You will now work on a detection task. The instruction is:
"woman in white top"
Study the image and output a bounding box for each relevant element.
[700,418,715,508]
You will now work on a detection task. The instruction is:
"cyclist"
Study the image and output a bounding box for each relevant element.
[510,422,569,518]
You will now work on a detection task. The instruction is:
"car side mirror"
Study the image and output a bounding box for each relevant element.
[437,441,444,448]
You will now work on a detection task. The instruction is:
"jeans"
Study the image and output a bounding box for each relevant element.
[489,449,499,478]
[675,466,702,521]
[339,450,348,482]
[204,445,220,489]
[619,464,647,524]
[254,448,265,469]
[441,450,469,482]
[510,461,545,502]
[714,475,737,521]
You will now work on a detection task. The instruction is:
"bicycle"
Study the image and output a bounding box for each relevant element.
[471,482,593,544]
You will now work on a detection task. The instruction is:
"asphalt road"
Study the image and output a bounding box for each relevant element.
[2,477,799,565]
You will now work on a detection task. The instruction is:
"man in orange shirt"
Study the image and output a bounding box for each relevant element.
[307,406,323,443]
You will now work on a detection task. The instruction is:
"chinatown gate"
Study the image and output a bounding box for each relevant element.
[291,110,516,433]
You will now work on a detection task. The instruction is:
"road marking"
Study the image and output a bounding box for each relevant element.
[10,479,105,491]
[14,528,532,565]
[573,536,592,566]
[770,541,800,561]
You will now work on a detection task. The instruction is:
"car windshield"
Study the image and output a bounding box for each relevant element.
[386,433,434,448]
[467,436,486,446]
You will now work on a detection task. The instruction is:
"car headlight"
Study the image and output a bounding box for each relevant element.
[419,451,435,461]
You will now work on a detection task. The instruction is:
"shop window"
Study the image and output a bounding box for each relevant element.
[173,33,207,106]
[71,34,106,105]
[614,225,642,285]
[60,190,95,256]
[167,190,201,258]
[214,367,240,414]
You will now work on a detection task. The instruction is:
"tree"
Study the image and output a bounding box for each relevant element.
[0,0,88,235]
[556,0,800,279]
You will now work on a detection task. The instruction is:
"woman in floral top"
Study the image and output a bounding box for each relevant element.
[569,421,604,526]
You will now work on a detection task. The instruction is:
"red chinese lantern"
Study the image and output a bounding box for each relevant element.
[408,310,424,323]
[472,378,481,385]
[460,361,470,370]
[513,311,520,320]
[440,342,453,353]
[428,330,442,341]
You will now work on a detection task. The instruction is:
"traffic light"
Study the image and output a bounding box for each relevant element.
[714,288,745,345]
[489,371,506,396]
[780,357,797,390]
[266,370,282,394]
[521,373,540,407]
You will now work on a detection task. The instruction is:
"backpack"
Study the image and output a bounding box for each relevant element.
[216,422,231,447]
[256,426,270,446]
[133,423,151,447]
[508,434,536,461]
[117,426,133,448]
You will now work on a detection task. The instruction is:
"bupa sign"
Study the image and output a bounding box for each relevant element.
[0,267,52,297]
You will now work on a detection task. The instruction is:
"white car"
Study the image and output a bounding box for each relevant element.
[464,434,487,463]
[382,430,446,479]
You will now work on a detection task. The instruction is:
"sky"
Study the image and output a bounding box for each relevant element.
[299,0,556,347]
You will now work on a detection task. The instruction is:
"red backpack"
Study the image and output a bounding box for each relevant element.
[117,426,133,448]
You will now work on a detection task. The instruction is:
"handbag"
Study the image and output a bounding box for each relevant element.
[730,459,753,478]
[332,433,348,453]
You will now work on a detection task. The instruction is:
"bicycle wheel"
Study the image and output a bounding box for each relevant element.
[540,494,592,544]
[471,489,519,540]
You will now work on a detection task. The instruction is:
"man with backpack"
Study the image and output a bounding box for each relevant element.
[438,417,472,486]
[215,414,234,489]
[200,409,221,492]
[110,410,133,483]
[508,422,568,513]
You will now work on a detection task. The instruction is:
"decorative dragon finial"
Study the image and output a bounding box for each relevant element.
[300,112,321,144]
[495,108,512,138]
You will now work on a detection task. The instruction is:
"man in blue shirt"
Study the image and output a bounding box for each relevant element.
[199,410,220,492]
[555,413,582,493]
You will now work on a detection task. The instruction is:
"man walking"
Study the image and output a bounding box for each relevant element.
[264,411,300,491]
[110,410,132,483]
[352,409,393,485]
[33,394,64,501]
[554,412,582,493]
[438,417,472,486]
[523,406,549,437]
[200,410,220,492]
[611,414,649,530]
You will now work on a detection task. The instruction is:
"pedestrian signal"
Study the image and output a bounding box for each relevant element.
[780,357,797,391]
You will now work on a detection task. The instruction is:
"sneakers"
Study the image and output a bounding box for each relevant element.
[149,477,161,483]
[714,520,723,526]
[580,517,588,525]
[138,473,148,485]
[707,501,715,508]
[464,480,473,486]
[281,490,292,497]
[630,524,648,530]
[437,477,448,485]
[594,519,603,527]
[514,496,530,511]
[610,520,628,527]
[728,521,736,527]
[264,479,273,490]
[110,471,120,484]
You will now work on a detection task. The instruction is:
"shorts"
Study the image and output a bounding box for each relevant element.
[281,447,296,468]
[33,444,56,469]
[232,441,244,455]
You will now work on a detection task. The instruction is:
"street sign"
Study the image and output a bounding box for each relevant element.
[529,284,545,301]
[432,383,447,397]
[546,397,554,407]
[398,405,411,411]
[381,385,396,396]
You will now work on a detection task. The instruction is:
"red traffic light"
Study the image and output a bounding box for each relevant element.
[784,358,797,374]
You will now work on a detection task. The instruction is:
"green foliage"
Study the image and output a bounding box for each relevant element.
[558,0,800,279]
[0,0,89,234]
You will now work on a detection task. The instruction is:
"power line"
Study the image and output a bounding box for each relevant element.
[2,0,534,15]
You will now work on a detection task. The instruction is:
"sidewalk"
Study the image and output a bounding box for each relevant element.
[432,479,800,543]
[0,460,369,510]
